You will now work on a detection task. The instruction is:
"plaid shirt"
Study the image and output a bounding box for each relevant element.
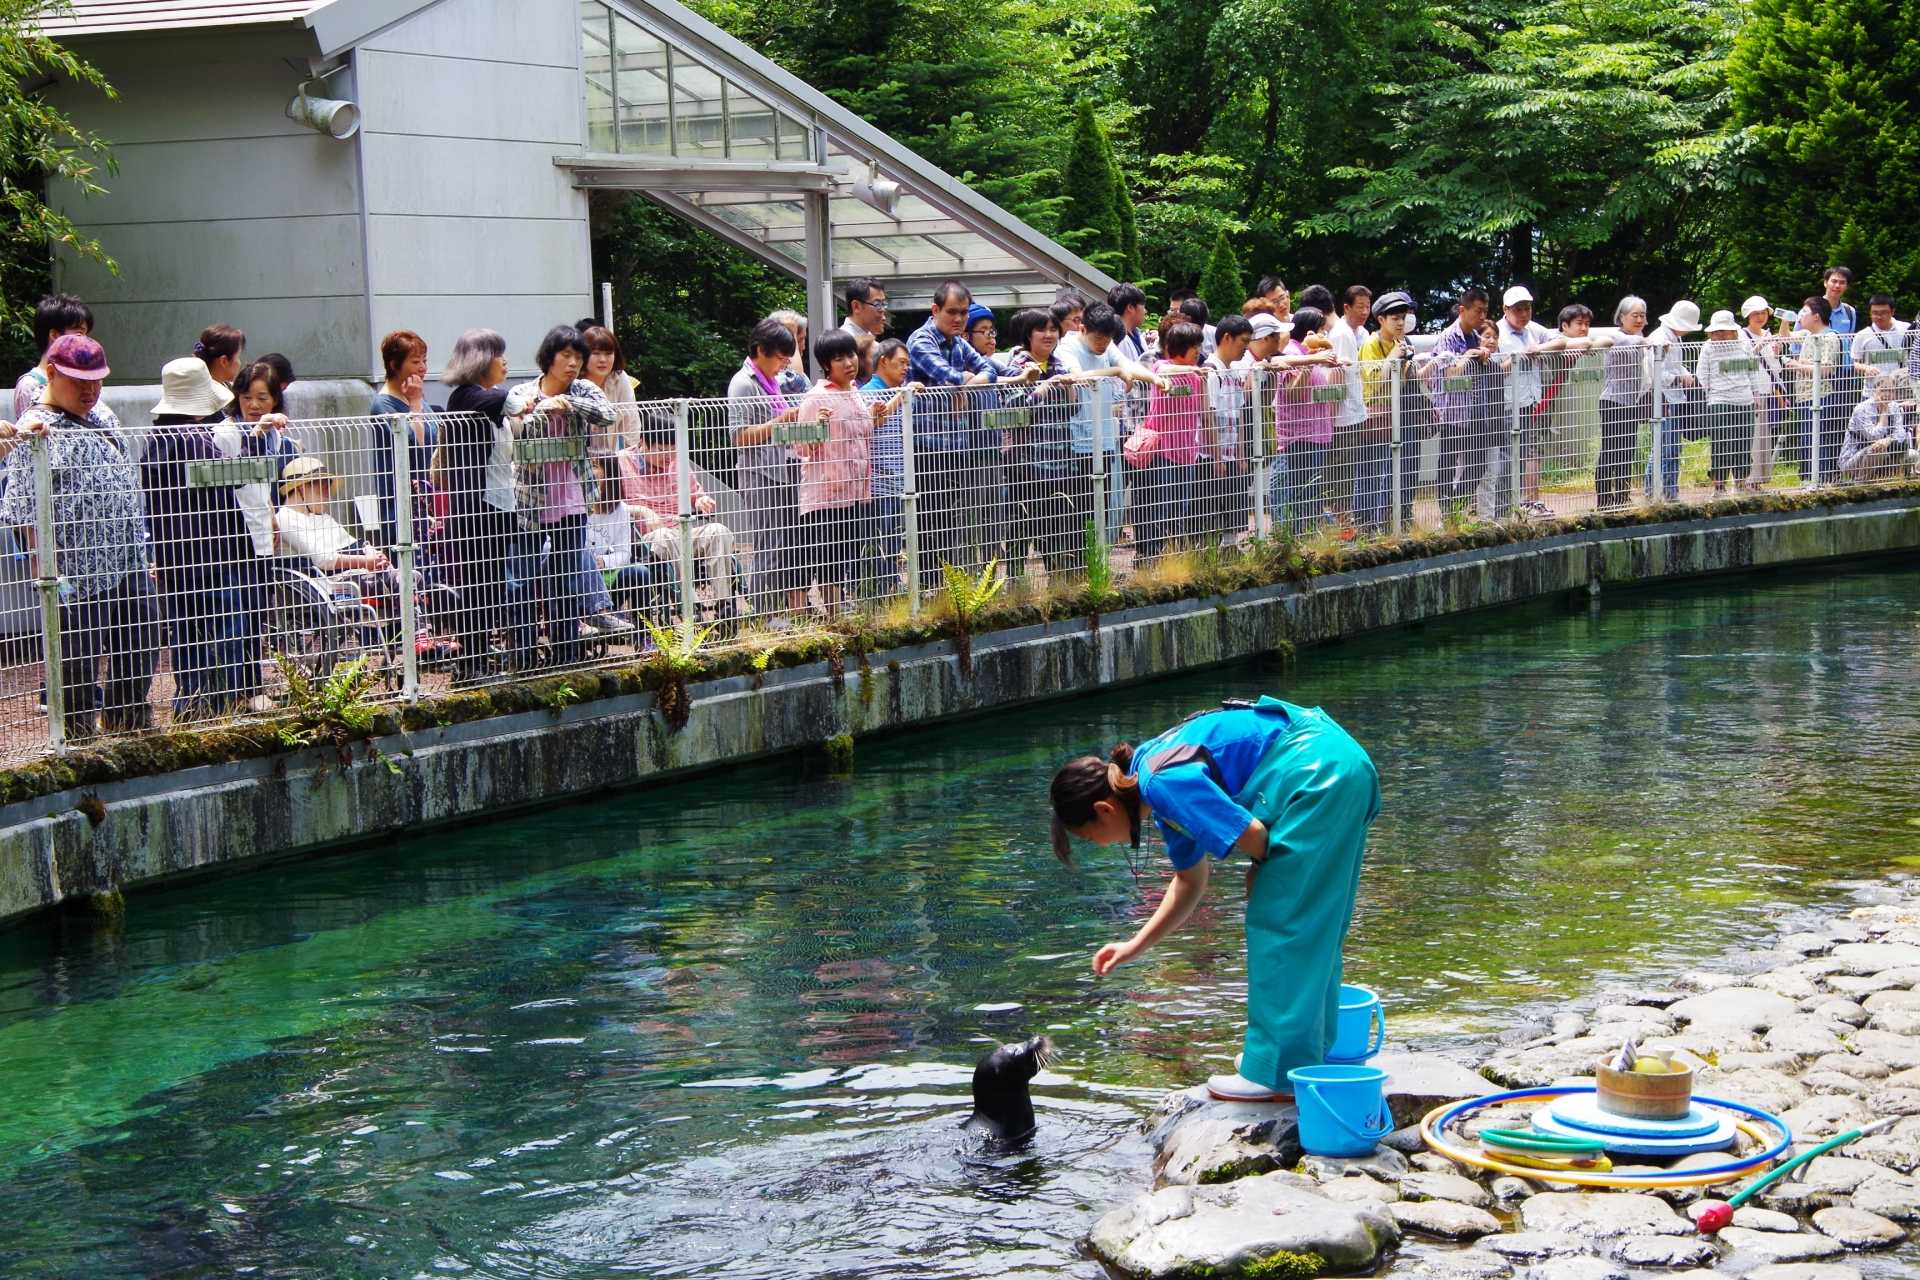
[907,318,999,453]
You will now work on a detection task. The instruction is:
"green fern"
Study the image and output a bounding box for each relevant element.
[939,558,1004,678]
[940,558,1005,630]
[642,618,719,677]
[272,653,396,772]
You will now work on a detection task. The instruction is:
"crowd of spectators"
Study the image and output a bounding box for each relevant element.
[1,261,1913,738]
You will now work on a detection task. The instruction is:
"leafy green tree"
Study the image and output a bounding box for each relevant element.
[1726,0,1920,302]
[1197,227,1244,318]
[0,2,116,369]
[1297,0,1744,308]
[1062,98,1125,272]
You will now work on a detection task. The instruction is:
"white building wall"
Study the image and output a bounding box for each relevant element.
[355,0,594,382]
[46,30,371,383]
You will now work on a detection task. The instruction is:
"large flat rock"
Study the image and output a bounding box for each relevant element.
[1714,1227,1844,1262]
[1668,987,1799,1032]
[1830,942,1920,974]
[1517,1191,1689,1238]
[1147,1086,1303,1187]
[1376,1051,1498,1128]
[1086,1170,1399,1279]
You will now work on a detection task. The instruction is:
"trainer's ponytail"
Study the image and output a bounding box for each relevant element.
[1049,743,1142,864]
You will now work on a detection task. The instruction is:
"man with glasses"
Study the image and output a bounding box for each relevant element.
[909,280,1038,588]
[841,278,890,340]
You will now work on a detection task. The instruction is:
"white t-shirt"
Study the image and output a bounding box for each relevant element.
[1329,317,1369,425]
[586,501,634,570]
[276,505,358,572]
[1498,318,1556,408]
[1203,354,1247,462]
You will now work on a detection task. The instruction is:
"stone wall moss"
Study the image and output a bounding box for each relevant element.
[2,484,1912,808]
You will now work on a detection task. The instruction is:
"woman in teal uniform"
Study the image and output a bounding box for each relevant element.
[1050,696,1380,1102]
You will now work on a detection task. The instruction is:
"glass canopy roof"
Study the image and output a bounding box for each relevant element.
[574,0,1106,307]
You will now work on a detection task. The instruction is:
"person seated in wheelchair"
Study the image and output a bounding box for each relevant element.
[579,456,654,636]
[274,455,400,601]
[616,409,739,621]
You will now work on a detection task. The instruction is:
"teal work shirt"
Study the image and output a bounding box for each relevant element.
[1128,698,1299,872]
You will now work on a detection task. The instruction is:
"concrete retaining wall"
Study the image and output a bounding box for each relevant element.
[3,498,1916,925]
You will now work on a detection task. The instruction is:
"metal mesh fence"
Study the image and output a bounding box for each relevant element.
[0,333,1911,764]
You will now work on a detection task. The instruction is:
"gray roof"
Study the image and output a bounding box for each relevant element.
[36,0,437,50]
[36,1,323,35]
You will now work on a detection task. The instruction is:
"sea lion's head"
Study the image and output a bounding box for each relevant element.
[961,1035,1056,1145]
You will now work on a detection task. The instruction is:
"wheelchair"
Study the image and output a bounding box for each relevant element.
[259,558,391,687]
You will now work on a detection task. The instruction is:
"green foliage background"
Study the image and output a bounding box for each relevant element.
[597,0,1784,378]
[6,0,1913,393]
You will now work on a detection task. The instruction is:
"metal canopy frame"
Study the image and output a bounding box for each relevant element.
[567,0,1113,317]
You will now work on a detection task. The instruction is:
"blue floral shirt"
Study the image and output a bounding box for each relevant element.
[0,405,147,600]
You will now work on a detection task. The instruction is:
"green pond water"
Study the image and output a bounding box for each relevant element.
[0,565,1917,1278]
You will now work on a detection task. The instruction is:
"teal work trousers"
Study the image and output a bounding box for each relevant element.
[1232,705,1380,1092]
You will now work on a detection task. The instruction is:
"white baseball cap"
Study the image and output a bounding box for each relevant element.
[1502,285,1534,308]
[1249,313,1284,338]
[1740,295,1772,319]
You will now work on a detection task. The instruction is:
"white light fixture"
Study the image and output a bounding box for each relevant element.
[286,80,360,140]
[851,166,901,218]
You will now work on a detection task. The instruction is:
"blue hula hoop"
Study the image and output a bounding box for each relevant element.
[1430,1084,1793,1181]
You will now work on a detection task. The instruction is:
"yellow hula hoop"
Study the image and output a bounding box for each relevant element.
[1419,1092,1783,1190]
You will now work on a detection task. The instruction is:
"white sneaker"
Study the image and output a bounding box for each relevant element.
[1205,1072,1292,1103]
[593,611,633,633]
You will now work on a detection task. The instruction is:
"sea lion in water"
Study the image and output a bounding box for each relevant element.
[961,1034,1056,1143]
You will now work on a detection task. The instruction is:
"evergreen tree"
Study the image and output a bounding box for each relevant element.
[1197,227,1244,318]
[1727,0,1920,301]
[1110,141,1143,282]
[1061,98,1125,273]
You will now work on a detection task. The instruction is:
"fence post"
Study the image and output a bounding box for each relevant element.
[1389,357,1405,537]
[1249,368,1267,539]
[1648,351,1664,506]
[32,436,65,749]
[672,398,697,639]
[1090,377,1111,550]
[1809,346,1824,488]
[1509,364,1524,517]
[902,388,921,619]
[389,414,420,702]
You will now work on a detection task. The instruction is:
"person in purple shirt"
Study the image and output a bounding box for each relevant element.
[906,280,1037,590]
[1426,288,1501,510]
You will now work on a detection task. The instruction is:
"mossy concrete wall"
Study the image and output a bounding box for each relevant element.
[2,498,1915,925]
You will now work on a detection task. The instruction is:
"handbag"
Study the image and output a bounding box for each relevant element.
[1122,426,1160,469]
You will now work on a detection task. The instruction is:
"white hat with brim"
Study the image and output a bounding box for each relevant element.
[1249,313,1284,338]
[1503,285,1534,308]
[152,356,235,418]
[1658,300,1702,334]
[1705,310,1740,334]
[1740,295,1772,319]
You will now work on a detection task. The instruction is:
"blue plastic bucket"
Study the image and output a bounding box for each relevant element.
[1328,984,1386,1063]
[1288,1063,1393,1157]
